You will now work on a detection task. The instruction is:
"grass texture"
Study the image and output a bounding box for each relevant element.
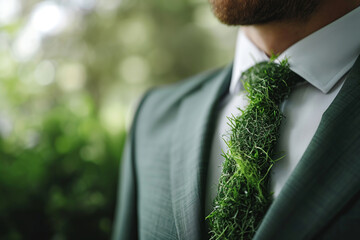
[207,60,301,240]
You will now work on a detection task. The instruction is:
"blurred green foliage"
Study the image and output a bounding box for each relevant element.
[0,0,236,239]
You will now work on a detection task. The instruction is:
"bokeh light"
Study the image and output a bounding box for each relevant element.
[0,0,21,26]
[29,1,67,35]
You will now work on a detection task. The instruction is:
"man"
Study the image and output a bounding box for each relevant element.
[112,0,360,239]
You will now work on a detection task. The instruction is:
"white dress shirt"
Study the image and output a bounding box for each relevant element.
[206,6,360,215]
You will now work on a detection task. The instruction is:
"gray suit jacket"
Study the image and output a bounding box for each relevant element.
[112,56,360,240]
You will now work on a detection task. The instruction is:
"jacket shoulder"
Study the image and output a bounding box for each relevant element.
[140,67,227,117]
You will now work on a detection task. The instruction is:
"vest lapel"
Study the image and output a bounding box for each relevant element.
[254,57,360,240]
[170,65,232,240]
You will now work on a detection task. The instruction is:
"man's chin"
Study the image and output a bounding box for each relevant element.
[208,0,276,26]
[208,0,320,26]
[209,0,249,26]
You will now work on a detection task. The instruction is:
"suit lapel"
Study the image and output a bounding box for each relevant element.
[170,65,232,240]
[254,57,360,240]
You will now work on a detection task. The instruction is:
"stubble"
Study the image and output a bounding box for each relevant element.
[209,0,321,25]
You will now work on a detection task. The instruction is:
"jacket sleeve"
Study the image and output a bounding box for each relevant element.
[111,132,138,240]
[112,91,153,240]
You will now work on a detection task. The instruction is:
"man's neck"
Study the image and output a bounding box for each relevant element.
[243,0,360,56]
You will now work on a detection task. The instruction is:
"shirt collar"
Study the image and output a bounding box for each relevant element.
[231,6,360,94]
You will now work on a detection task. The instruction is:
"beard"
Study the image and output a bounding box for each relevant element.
[209,0,322,25]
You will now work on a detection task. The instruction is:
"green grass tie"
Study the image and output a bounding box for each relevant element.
[207,59,302,240]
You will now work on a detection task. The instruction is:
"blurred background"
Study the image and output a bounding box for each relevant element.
[0,0,236,239]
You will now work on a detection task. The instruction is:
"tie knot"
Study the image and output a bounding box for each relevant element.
[241,60,302,104]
